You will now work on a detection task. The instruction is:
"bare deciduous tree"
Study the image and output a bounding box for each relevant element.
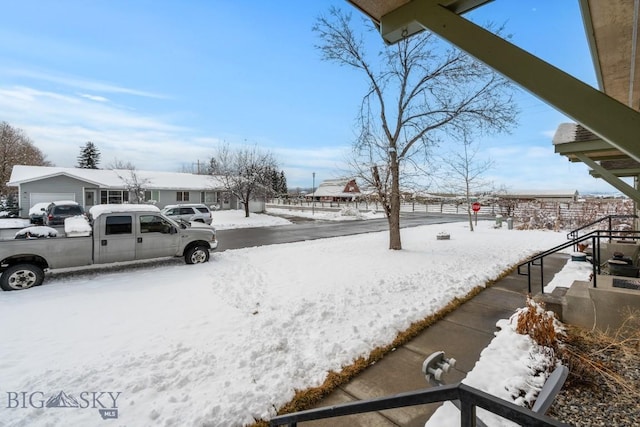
[108,158,137,170]
[209,143,277,218]
[0,121,51,196]
[314,8,518,249]
[440,135,494,231]
[112,162,151,204]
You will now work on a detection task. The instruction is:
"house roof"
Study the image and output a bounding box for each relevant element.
[312,178,361,198]
[502,189,579,198]
[8,166,225,190]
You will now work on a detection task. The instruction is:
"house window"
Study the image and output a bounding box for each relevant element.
[201,191,216,204]
[100,190,129,204]
[105,216,132,235]
[177,191,189,202]
[144,190,160,203]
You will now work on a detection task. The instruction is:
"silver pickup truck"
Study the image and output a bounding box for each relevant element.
[0,205,218,291]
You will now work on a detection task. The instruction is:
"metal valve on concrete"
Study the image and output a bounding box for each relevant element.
[422,351,457,384]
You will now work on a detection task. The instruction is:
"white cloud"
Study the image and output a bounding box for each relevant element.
[79,93,109,102]
[0,84,352,187]
[1,67,168,99]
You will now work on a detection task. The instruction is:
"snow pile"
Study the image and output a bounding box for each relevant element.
[14,226,58,239]
[64,215,92,237]
[426,316,558,427]
[425,260,587,426]
[212,210,292,230]
[0,221,569,427]
[339,206,363,218]
[544,259,593,292]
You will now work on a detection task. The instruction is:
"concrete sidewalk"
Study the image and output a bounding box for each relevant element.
[304,253,569,427]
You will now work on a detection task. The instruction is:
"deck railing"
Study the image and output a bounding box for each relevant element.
[269,381,570,427]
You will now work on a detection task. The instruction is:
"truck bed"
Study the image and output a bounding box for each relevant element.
[0,236,93,269]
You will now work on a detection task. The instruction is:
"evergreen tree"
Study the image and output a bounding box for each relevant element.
[4,193,19,217]
[278,170,288,195]
[265,168,287,196]
[270,168,279,194]
[77,141,101,169]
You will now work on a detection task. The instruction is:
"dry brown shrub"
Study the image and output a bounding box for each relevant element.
[515,297,562,355]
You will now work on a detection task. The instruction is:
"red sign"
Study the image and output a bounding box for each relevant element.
[471,202,481,212]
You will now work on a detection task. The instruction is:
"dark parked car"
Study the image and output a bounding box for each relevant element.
[29,202,50,224]
[44,201,85,226]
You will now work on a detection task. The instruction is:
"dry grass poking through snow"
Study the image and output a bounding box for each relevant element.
[248,285,487,427]
[249,266,537,427]
[252,278,640,426]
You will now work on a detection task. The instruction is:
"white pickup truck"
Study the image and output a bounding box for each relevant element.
[0,205,218,291]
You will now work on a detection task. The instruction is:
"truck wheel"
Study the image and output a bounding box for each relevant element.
[0,264,45,291]
[185,246,209,264]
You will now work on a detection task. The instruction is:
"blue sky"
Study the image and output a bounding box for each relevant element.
[0,1,618,193]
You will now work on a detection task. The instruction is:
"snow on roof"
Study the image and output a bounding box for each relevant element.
[552,122,599,145]
[312,178,360,198]
[8,166,225,190]
[318,178,351,186]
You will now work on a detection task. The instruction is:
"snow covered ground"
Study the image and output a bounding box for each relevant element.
[0,209,584,426]
[266,206,385,222]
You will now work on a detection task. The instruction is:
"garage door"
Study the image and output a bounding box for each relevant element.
[248,199,264,213]
[29,193,76,208]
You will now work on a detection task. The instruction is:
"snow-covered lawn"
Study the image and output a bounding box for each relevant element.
[0,210,578,426]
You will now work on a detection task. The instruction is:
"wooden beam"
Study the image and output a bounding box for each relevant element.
[575,154,640,203]
[379,0,640,164]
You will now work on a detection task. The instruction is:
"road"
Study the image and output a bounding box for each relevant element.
[0,212,478,244]
[0,212,476,283]
[215,212,472,251]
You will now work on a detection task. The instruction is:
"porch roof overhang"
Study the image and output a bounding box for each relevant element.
[553,123,629,164]
[347,0,640,201]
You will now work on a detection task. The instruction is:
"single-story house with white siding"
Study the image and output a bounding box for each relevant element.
[6,165,265,218]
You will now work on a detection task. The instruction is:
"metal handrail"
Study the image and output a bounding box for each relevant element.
[269,382,570,427]
[566,214,637,241]
[517,230,640,293]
